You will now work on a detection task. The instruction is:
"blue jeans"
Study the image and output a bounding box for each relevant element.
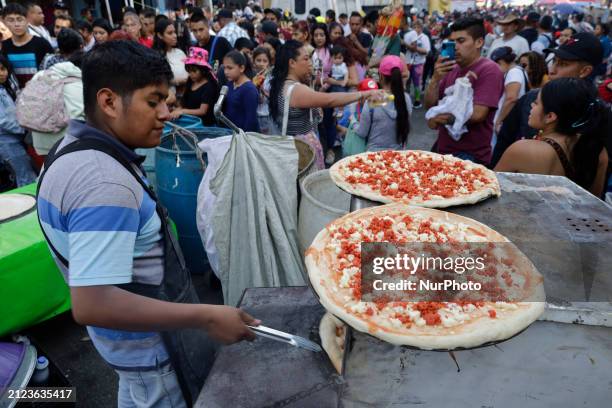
[0,134,37,187]
[115,363,187,408]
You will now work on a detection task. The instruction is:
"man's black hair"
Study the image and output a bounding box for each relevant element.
[92,18,113,33]
[239,20,254,39]
[309,8,321,17]
[450,17,486,40]
[350,11,362,20]
[141,9,156,19]
[2,3,28,18]
[58,28,83,54]
[364,10,378,25]
[339,13,348,19]
[81,40,173,119]
[190,13,208,25]
[598,22,610,36]
[76,20,92,33]
[235,37,254,51]
[26,2,41,11]
[326,9,335,20]
[55,15,75,28]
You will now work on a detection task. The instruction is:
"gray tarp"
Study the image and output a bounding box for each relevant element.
[209,131,306,306]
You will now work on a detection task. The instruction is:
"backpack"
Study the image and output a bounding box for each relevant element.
[16,71,79,133]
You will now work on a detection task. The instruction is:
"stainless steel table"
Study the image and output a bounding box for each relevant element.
[197,173,612,407]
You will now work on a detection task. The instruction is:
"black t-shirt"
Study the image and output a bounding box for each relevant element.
[357,32,373,50]
[519,28,538,47]
[200,35,232,69]
[182,80,219,126]
[1,36,53,88]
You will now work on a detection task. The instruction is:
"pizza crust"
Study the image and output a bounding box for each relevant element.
[319,312,346,373]
[306,203,545,350]
[329,150,501,208]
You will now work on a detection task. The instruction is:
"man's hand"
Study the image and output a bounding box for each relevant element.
[203,305,260,345]
[432,57,456,81]
[427,114,455,130]
[407,42,417,52]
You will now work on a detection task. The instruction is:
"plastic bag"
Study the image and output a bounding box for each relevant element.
[342,118,367,157]
[425,76,474,141]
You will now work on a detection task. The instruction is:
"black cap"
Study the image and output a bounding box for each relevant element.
[218,9,233,19]
[545,33,603,67]
[526,12,540,23]
[261,20,278,36]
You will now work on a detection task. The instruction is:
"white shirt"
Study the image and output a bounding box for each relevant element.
[494,66,527,127]
[84,36,96,52]
[403,30,417,58]
[408,33,430,65]
[342,24,351,36]
[487,35,530,60]
[28,24,52,45]
[531,32,553,55]
[331,62,348,80]
[166,48,188,84]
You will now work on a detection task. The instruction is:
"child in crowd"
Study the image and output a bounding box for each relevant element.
[223,50,259,132]
[170,47,219,126]
[325,45,349,119]
[357,55,412,151]
[252,47,275,134]
[0,55,36,186]
[325,45,349,93]
[234,37,255,66]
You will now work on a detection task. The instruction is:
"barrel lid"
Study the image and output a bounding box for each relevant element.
[0,194,36,223]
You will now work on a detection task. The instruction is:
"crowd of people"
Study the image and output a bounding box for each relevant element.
[1,2,611,195]
[1,2,611,407]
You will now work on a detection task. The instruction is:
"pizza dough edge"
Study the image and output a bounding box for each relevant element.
[319,312,345,373]
[330,151,501,208]
[305,203,546,350]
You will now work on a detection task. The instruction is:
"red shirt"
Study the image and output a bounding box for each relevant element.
[436,58,504,165]
[139,36,153,48]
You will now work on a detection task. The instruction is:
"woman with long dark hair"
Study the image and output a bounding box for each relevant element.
[356,55,411,151]
[518,51,547,90]
[269,40,383,169]
[495,78,608,197]
[153,17,188,87]
[0,55,36,187]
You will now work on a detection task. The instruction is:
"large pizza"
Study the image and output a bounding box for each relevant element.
[306,203,545,350]
[330,150,501,207]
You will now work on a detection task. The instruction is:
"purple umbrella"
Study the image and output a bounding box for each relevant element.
[553,4,584,15]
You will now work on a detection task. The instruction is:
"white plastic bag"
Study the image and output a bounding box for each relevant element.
[196,135,233,279]
[425,76,474,141]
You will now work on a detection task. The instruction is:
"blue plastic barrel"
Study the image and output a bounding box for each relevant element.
[135,115,204,188]
[155,127,232,275]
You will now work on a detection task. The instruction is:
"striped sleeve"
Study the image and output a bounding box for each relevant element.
[62,183,140,286]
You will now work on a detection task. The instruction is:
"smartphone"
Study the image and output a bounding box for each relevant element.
[441,41,456,60]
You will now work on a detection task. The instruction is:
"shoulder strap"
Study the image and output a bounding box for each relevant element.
[282,82,298,136]
[209,35,219,64]
[541,138,576,180]
[36,138,158,268]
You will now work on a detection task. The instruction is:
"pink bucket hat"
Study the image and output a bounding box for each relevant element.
[184,47,214,72]
[379,55,404,76]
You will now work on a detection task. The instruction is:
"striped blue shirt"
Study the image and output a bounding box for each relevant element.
[37,120,169,370]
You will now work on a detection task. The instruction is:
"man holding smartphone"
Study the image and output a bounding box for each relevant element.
[424,17,504,166]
